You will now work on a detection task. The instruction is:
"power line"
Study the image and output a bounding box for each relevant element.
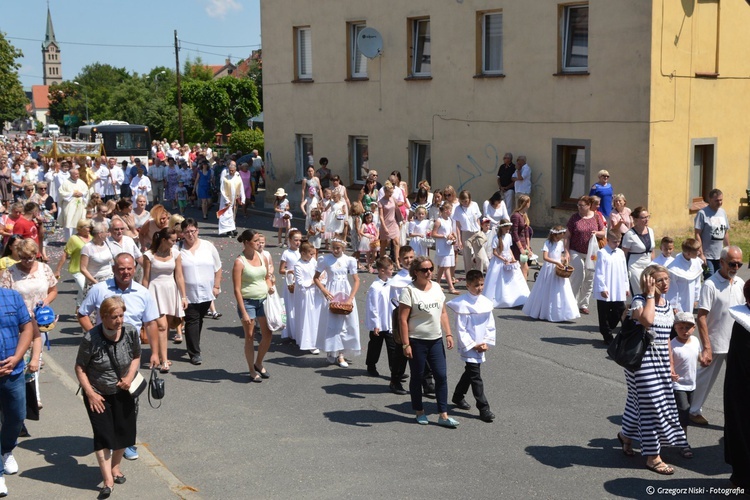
[6,35,172,48]
[181,40,260,49]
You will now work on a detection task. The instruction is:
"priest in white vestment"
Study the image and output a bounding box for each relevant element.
[218,162,245,236]
[59,168,90,239]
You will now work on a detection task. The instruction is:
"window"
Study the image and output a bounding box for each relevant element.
[295,27,312,80]
[349,23,368,78]
[409,18,431,77]
[694,0,719,75]
[691,140,716,202]
[296,134,314,181]
[552,139,590,205]
[410,141,431,192]
[481,12,503,75]
[561,4,588,72]
[350,136,369,184]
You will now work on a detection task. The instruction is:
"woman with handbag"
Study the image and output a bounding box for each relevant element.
[565,196,606,315]
[75,296,141,498]
[621,206,655,295]
[617,264,688,476]
[233,229,275,382]
[399,256,458,427]
[313,238,360,367]
[378,182,401,269]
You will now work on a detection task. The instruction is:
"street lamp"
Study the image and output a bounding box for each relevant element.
[154,70,166,91]
[72,81,89,123]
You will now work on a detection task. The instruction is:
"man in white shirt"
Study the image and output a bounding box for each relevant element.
[107,217,143,268]
[149,158,166,205]
[689,246,745,426]
[512,155,532,207]
[90,156,109,200]
[103,157,124,201]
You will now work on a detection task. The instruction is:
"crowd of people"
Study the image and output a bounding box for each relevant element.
[0,134,748,494]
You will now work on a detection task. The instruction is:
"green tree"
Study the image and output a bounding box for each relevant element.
[47,81,83,125]
[180,76,260,137]
[0,32,29,123]
[73,63,131,122]
[246,51,262,109]
[183,56,214,82]
[228,129,264,157]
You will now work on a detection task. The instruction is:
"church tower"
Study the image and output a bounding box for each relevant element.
[42,5,62,85]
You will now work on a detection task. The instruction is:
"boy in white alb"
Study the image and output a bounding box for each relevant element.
[365,257,395,377]
[671,312,700,459]
[446,270,496,422]
[593,231,629,345]
[293,242,323,354]
[666,238,704,313]
[651,236,675,268]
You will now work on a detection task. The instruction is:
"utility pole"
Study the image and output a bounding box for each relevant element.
[174,29,184,144]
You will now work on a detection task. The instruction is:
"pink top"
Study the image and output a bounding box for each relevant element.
[610,207,633,234]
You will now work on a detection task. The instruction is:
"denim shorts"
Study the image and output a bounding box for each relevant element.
[238,297,266,320]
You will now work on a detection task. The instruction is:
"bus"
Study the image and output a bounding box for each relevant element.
[77,121,150,167]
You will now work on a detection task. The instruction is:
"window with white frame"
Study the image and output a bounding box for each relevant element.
[482,12,503,74]
[350,23,368,78]
[351,136,369,184]
[411,18,431,76]
[691,141,716,202]
[296,134,314,181]
[553,140,590,205]
[410,141,431,191]
[295,27,312,80]
[561,4,588,72]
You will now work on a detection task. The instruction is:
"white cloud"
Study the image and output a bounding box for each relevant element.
[205,0,243,19]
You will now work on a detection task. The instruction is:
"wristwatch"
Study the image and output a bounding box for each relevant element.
[402,344,410,351]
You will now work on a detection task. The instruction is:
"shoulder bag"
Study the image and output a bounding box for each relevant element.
[607,315,655,371]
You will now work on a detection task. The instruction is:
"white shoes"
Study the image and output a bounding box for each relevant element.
[337,357,349,368]
[0,475,7,496]
[2,453,17,475]
[310,349,320,355]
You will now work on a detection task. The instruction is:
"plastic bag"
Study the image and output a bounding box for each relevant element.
[264,291,286,332]
[585,235,599,270]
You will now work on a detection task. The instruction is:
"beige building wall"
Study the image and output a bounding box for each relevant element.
[648,0,750,235]
[262,0,748,232]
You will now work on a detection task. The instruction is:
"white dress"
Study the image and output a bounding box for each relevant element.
[280,248,301,340]
[408,219,432,257]
[326,200,347,236]
[522,240,580,322]
[483,233,530,308]
[293,259,322,350]
[434,217,455,267]
[622,227,655,292]
[144,248,184,318]
[315,254,361,356]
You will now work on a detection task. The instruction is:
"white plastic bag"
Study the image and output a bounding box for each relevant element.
[264,291,286,332]
[585,235,598,270]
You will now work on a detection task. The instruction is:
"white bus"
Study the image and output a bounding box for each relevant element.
[77,121,150,167]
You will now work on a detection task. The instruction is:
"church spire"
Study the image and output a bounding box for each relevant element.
[43,3,57,49]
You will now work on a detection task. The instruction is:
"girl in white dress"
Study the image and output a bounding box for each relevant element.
[483,220,530,308]
[293,242,321,354]
[307,208,325,253]
[358,211,379,272]
[273,189,291,247]
[278,229,302,342]
[523,226,580,322]
[326,190,348,240]
[432,202,458,294]
[313,239,361,367]
[408,206,432,257]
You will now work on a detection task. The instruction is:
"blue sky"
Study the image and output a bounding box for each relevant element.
[2,0,261,89]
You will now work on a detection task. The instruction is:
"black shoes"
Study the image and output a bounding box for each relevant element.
[190,355,202,365]
[389,383,407,395]
[451,396,471,410]
[603,333,614,345]
[366,367,380,377]
[479,409,496,422]
[113,475,126,485]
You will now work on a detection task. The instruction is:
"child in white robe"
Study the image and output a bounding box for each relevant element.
[278,229,302,342]
[651,236,675,268]
[314,239,360,366]
[593,231,629,345]
[483,219,530,308]
[666,238,703,313]
[365,257,395,377]
[447,270,496,422]
[307,208,325,253]
[293,242,322,354]
[408,207,432,258]
[522,226,580,322]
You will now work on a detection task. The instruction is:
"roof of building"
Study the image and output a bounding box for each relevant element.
[32,85,50,110]
[43,7,58,49]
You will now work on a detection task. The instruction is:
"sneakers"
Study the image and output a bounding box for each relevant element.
[437,416,460,428]
[2,453,17,475]
[209,311,222,320]
[123,446,139,460]
[0,475,7,496]
[689,414,709,426]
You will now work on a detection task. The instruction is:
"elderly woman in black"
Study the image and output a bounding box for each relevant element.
[75,296,141,498]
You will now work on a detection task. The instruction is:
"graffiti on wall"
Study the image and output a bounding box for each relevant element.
[455,144,500,192]
[264,151,277,181]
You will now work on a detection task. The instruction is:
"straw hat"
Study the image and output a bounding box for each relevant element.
[274,188,287,197]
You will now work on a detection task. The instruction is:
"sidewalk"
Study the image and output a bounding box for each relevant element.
[8,353,197,499]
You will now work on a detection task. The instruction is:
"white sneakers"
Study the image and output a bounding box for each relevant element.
[2,453,17,475]
[310,349,320,355]
[0,475,7,496]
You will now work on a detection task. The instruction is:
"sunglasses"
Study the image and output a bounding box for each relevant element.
[727,262,743,269]
[417,266,434,273]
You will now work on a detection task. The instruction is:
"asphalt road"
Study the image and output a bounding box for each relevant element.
[42,207,741,499]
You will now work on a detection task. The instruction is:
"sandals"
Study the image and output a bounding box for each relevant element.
[680,446,694,459]
[447,288,458,294]
[159,361,172,374]
[646,460,674,475]
[173,334,183,344]
[254,364,270,379]
[617,432,635,456]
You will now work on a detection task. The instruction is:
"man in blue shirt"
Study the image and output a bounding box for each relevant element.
[0,288,33,496]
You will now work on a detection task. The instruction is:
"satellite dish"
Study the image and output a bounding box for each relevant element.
[357,27,383,59]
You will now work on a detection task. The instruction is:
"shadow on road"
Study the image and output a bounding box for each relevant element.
[172,368,250,384]
[321,382,392,399]
[17,436,100,491]
[540,336,608,349]
[323,408,414,427]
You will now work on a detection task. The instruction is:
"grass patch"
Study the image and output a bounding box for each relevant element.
[672,219,750,259]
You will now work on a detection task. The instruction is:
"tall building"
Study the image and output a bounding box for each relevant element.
[261,0,750,233]
[42,5,62,85]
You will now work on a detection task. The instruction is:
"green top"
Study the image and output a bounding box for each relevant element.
[240,254,269,299]
[64,235,87,274]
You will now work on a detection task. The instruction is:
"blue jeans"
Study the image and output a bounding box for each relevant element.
[0,372,25,468]
[407,338,448,413]
[705,259,719,279]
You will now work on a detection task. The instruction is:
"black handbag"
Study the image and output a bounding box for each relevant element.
[607,315,654,371]
[148,368,165,409]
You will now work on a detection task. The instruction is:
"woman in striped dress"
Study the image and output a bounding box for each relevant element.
[618,264,688,475]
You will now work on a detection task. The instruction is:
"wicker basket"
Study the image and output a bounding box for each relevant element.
[329,302,354,315]
[555,265,574,278]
